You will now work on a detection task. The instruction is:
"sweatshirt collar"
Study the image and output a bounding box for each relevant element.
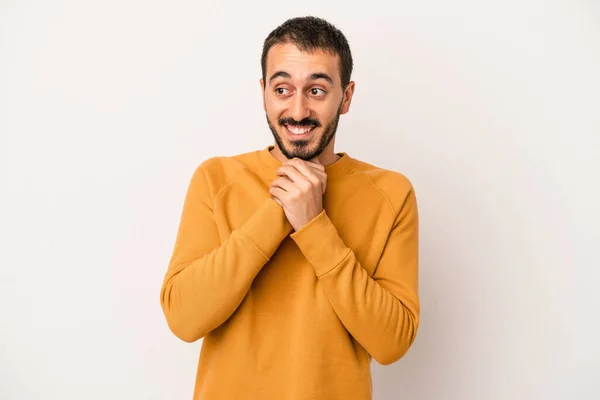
[257,145,354,179]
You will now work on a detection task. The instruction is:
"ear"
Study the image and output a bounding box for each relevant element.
[260,78,266,111]
[340,81,355,115]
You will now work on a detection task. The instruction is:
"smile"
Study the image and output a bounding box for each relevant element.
[284,124,316,138]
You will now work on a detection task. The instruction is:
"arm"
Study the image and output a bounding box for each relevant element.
[289,188,419,365]
[160,162,292,342]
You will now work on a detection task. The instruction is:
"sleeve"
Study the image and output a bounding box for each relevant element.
[289,187,419,365]
[160,162,293,343]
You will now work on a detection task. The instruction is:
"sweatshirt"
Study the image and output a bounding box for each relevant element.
[160,145,420,400]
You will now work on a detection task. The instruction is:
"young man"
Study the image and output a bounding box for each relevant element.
[160,16,419,400]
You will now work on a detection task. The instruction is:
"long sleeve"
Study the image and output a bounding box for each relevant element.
[289,187,419,365]
[160,162,293,343]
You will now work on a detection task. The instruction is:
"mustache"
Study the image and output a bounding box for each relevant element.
[279,117,321,128]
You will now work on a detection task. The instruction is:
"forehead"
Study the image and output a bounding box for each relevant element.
[265,42,340,83]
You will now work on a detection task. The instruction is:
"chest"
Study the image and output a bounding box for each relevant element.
[213,173,393,277]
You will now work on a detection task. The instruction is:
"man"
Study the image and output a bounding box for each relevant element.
[160,16,419,400]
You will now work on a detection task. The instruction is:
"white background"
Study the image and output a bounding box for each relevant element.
[1,1,599,399]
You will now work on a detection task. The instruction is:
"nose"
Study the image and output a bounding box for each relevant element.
[289,93,311,122]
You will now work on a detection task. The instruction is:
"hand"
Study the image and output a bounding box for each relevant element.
[269,157,327,231]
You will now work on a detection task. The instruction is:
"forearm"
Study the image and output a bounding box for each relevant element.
[315,251,419,365]
[290,200,419,365]
[161,198,292,342]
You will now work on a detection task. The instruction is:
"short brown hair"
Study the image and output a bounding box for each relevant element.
[261,16,354,89]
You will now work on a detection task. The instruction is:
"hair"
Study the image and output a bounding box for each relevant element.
[261,16,353,90]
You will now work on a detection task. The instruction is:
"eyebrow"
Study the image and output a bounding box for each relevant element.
[268,71,335,86]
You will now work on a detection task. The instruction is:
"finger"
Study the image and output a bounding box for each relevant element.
[271,195,283,207]
[281,160,322,183]
[269,186,290,202]
[285,164,327,185]
[276,165,311,190]
[281,160,326,192]
[285,158,327,178]
[271,176,298,193]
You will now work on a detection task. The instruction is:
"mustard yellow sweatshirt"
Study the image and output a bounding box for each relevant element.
[160,145,419,400]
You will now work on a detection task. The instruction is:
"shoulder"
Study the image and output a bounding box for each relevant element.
[191,148,260,197]
[350,157,416,214]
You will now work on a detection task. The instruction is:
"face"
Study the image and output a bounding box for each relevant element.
[261,42,355,160]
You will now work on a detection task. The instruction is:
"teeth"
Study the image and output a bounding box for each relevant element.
[287,125,314,135]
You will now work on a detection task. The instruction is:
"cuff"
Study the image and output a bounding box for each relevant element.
[290,209,351,276]
[239,198,293,259]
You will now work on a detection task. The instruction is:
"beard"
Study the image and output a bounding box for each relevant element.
[266,102,343,161]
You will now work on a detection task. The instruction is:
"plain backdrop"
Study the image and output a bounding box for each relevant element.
[1,1,599,399]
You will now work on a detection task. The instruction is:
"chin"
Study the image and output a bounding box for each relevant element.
[282,141,322,161]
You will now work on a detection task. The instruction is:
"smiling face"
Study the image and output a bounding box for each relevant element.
[261,42,355,161]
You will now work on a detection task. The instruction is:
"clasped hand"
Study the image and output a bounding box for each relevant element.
[269,158,327,232]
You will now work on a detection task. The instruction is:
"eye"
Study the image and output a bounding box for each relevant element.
[275,87,290,96]
[309,88,326,97]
